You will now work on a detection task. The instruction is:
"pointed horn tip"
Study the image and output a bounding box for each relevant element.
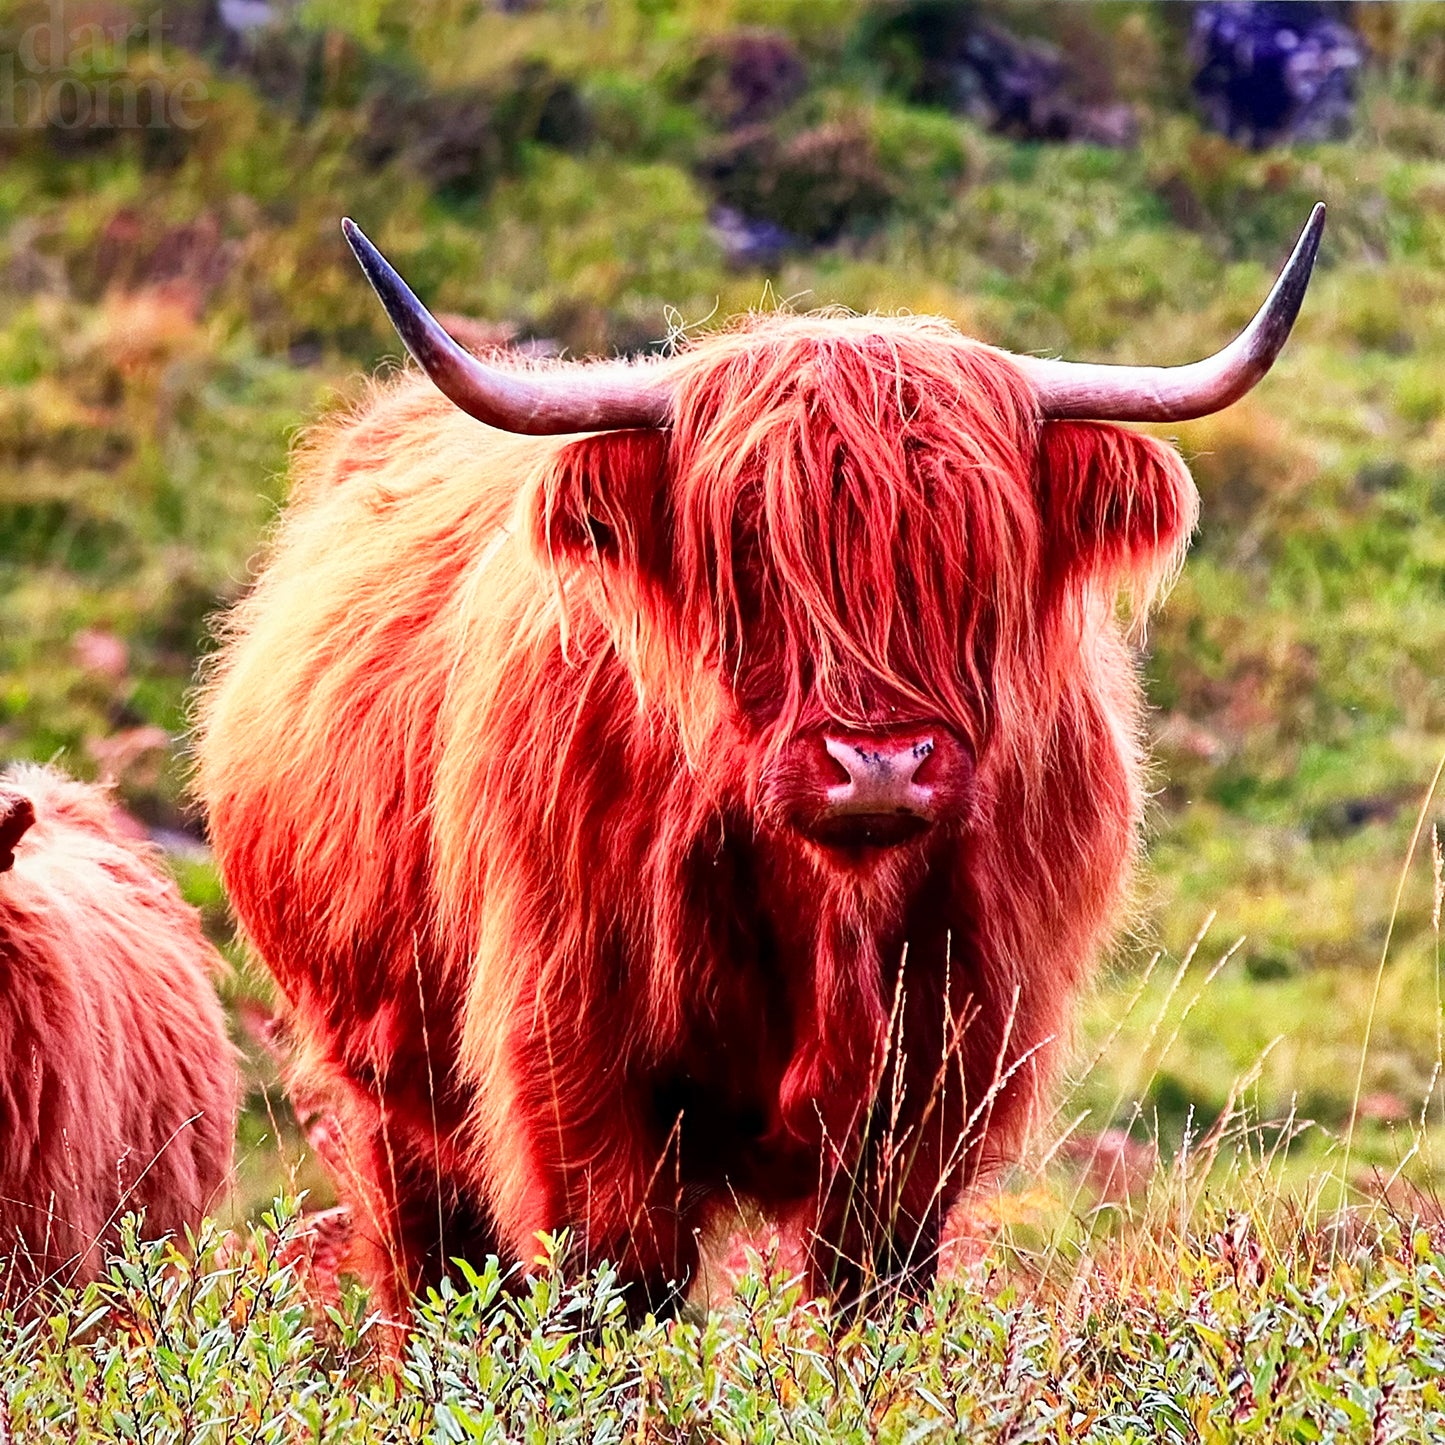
[1283,202,1325,282]
[341,219,391,284]
[1260,201,1326,344]
[1300,201,1326,258]
[340,217,373,265]
[339,220,415,325]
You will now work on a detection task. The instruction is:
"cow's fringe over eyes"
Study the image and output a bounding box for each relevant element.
[536,313,1196,788]
[671,316,1043,760]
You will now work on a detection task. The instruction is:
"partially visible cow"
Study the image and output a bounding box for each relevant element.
[196,206,1323,1313]
[0,765,237,1301]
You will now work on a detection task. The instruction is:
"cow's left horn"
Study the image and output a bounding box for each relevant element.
[1017,203,1325,423]
[342,219,673,435]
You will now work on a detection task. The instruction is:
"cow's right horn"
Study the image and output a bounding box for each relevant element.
[342,219,673,436]
[1016,203,1325,423]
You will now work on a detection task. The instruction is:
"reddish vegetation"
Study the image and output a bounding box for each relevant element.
[0,766,236,1303]
[197,313,1197,1313]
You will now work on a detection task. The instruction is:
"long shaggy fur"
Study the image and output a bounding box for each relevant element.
[0,765,237,1300]
[196,312,1197,1308]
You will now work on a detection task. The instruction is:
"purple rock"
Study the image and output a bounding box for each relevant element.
[710,206,797,266]
[1191,2,1364,148]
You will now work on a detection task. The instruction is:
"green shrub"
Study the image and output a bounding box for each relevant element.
[864,99,973,220]
[10,1189,1445,1440]
[465,152,724,350]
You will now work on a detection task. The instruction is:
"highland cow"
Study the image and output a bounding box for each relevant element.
[196,206,1323,1312]
[0,765,236,1301]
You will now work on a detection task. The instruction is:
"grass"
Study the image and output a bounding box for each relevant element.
[8,1133,1445,1440]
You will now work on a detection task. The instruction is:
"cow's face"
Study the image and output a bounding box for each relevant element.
[528,316,1198,862]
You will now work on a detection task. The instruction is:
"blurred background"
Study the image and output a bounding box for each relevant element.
[2,0,1444,1220]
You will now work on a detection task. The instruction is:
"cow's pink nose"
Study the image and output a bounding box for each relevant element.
[822,736,936,816]
[761,726,973,851]
[800,732,959,849]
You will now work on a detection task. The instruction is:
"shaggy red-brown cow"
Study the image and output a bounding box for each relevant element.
[196,206,1322,1312]
[0,765,236,1301]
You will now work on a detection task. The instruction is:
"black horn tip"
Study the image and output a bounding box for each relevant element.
[1257,200,1327,357]
[339,217,458,379]
[340,216,368,264]
[340,218,393,299]
[1295,201,1327,280]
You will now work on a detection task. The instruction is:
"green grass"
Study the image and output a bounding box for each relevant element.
[10,1162,1445,1442]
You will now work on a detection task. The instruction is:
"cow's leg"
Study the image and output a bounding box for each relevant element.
[291,1064,500,1316]
[486,1038,703,1318]
[804,1129,959,1304]
[528,1130,703,1320]
[289,1072,415,1319]
[801,973,990,1304]
[560,1154,703,1321]
[383,1136,503,1287]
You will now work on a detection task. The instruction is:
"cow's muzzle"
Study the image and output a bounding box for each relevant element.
[768,728,973,851]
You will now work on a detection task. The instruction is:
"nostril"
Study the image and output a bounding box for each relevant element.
[817,738,853,787]
[909,737,939,786]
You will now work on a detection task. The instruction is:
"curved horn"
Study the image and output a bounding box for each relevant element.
[341,219,673,435]
[1017,203,1325,422]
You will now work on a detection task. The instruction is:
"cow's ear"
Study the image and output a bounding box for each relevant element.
[528,429,669,568]
[1037,420,1199,603]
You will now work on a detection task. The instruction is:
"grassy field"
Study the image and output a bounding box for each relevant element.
[7,1168,1445,1439]
[6,0,1445,1429]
